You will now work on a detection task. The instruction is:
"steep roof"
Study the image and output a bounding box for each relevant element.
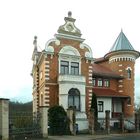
[109,30,134,52]
[93,63,123,79]
[94,57,108,63]
[93,88,129,98]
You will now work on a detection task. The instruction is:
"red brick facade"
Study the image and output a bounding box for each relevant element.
[31,12,139,119]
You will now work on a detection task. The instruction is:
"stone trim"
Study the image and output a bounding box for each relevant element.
[119,90,123,93]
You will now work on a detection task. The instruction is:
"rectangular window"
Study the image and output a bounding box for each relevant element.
[98,101,104,112]
[93,78,96,86]
[98,78,103,87]
[71,62,79,75]
[104,79,109,87]
[60,61,69,74]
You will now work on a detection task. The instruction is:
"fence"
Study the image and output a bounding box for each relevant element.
[9,112,41,139]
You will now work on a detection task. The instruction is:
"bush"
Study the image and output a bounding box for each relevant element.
[48,105,70,135]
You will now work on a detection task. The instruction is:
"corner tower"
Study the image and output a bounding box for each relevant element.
[105,30,140,117]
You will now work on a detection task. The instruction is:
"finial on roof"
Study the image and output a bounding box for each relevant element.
[68,11,72,17]
[33,36,37,46]
[121,28,123,32]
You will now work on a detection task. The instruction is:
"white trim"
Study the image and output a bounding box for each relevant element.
[118,90,123,93]
[45,61,50,64]
[119,80,123,82]
[45,99,50,102]
[45,87,49,90]
[88,89,92,93]
[89,81,92,84]
[45,95,49,98]
[89,97,92,100]
[89,70,92,73]
[46,77,50,80]
[45,91,49,94]
[55,33,85,42]
[88,77,92,80]
[45,73,49,76]
[118,85,123,87]
[89,93,92,97]
[88,66,93,69]
[45,65,50,68]
[89,73,92,76]
[126,67,132,70]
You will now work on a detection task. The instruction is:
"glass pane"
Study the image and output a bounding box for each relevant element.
[71,67,74,75]
[75,68,79,75]
[68,96,73,107]
[71,62,79,67]
[74,96,80,110]
[65,67,69,74]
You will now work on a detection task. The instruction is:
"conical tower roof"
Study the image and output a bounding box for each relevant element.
[105,30,140,59]
[109,30,134,52]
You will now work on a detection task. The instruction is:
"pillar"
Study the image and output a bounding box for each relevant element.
[67,107,76,135]
[89,109,95,135]
[120,113,124,133]
[39,106,48,138]
[105,110,110,134]
[0,98,9,140]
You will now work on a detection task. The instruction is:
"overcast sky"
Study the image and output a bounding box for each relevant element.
[0,0,139,103]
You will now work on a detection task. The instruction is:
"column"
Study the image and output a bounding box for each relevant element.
[0,98,9,140]
[120,113,124,133]
[39,106,48,138]
[89,109,95,135]
[67,107,76,135]
[105,110,110,134]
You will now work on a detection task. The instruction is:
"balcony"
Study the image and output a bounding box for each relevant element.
[58,74,85,83]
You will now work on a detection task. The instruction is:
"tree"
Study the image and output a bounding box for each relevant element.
[48,105,70,135]
[135,97,140,115]
[91,92,98,119]
[90,92,98,130]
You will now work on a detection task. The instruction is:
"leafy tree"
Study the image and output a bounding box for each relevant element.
[48,105,70,135]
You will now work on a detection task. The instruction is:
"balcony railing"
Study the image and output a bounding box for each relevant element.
[58,74,85,83]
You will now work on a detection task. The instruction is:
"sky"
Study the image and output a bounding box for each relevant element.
[0,0,139,103]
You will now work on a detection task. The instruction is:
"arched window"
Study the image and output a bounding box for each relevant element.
[127,68,131,79]
[68,88,80,111]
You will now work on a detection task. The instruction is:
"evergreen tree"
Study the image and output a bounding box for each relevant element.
[90,92,98,130]
[91,92,98,119]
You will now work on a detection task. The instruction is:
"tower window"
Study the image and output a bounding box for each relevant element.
[127,68,131,79]
[127,97,131,105]
[60,61,69,74]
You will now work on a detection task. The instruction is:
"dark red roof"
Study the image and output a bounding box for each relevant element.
[93,88,129,98]
[93,63,123,79]
[94,57,108,63]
